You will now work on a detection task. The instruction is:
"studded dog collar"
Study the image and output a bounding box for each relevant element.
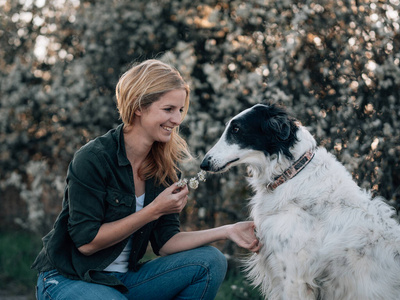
[267,150,315,191]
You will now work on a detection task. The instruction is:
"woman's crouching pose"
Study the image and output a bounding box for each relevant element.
[32,59,260,300]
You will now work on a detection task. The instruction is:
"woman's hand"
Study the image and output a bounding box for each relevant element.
[227,221,261,253]
[159,220,261,256]
[149,182,189,217]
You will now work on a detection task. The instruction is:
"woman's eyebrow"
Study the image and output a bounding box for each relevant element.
[162,104,184,109]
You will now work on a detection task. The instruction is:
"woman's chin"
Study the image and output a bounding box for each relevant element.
[157,134,172,143]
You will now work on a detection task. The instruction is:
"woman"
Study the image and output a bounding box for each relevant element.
[32,59,261,300]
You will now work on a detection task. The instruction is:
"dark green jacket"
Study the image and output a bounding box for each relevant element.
[31,124,180,293]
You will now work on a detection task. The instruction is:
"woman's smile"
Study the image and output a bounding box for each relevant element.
[161,125,174,132]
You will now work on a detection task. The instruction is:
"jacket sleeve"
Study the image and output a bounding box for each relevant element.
[149,212,181,255]
[66,147,108,248]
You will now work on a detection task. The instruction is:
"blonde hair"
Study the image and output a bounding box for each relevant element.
[116,59,191,186]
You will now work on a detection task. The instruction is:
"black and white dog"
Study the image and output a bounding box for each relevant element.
[200,104,400,300]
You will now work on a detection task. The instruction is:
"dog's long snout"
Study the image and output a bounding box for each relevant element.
[200,155,212,171]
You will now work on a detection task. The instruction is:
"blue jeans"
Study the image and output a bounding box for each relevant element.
[36,246,227,300]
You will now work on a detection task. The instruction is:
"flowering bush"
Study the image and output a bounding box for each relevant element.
[0,0,399,236]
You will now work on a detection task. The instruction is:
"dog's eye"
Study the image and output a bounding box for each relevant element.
[232,126,240,133]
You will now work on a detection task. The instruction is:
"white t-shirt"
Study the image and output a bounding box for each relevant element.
[103,194,145,273]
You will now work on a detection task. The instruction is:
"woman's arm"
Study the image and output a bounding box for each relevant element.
[159,221,261,256]
[78,183,189,256]
[78,204,158,256]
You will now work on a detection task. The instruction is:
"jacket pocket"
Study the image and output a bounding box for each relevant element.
[104,187,135,221]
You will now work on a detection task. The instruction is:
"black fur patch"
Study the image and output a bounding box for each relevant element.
[225,104,299,159]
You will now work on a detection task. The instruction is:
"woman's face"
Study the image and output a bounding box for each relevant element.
[136,89,187,144]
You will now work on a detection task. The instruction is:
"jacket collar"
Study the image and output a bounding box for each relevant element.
[114,124,131,167]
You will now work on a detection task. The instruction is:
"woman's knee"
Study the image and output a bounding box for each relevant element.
[194,246,228,280]
[205,246,227,271]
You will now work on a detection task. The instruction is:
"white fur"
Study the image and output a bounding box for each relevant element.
[204,123,400,300]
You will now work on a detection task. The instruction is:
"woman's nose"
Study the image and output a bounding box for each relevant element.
[171,110,182,125]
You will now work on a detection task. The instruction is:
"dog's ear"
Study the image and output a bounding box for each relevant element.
[263,115,291,140]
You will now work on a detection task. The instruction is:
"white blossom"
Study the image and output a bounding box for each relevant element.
[176,170,207,189]
[189,177,199,189]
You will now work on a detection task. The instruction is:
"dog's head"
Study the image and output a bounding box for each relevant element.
[200,104,299,173]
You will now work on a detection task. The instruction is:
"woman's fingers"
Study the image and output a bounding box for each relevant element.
[151,183,189,215]
[170,184,189,212]
[249,239,262,253]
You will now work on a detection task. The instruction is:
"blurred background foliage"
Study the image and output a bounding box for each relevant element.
[0,0,399,295]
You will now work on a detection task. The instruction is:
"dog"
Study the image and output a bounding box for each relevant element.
[200,104,400,300]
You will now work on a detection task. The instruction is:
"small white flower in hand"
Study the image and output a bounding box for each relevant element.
[197,170,207,182]
[189,177,199,189]
[176,178,188,188]
[176,170,207,189]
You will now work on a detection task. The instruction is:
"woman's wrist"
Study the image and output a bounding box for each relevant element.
[143,201,163,220]
[224,224,235,241]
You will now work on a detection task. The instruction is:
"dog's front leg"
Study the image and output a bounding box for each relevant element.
[280,248,320,300]
[282,277,319,300]
[259,231,320,300]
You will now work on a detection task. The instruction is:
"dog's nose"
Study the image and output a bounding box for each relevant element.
[200,156,211,171]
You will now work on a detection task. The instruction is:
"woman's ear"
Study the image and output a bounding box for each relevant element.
[134,109,142,116]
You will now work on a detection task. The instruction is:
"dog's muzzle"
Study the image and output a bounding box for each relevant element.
[200,155,239,173]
